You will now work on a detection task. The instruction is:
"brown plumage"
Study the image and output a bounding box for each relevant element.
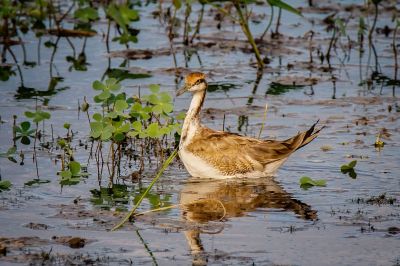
[177,72,324,179]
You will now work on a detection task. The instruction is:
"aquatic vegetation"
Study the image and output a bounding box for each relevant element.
[299,176,326,190]
[0,146,17,163]
[86,78,181,186]
[340,160,357,179]
[0,180,12,192]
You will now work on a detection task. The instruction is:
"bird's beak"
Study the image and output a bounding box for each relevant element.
[176,84,189,96]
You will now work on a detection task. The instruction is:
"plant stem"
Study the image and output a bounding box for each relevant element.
[258,103,268,139]
[393,21,399,80]
[260,5,274,41]
[274,7,282,37]
[368,3,378,42]
[111,148,178,231]
[183,2,191,45]
[326,27,336,65]
[190,4,204,43]
[233,2,264,68]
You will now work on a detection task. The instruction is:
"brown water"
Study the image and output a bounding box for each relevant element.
[0,0,399,265]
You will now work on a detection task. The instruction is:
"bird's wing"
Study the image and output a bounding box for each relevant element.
[185,122,322,175]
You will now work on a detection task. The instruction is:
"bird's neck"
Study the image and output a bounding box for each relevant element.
[180,89,206,146]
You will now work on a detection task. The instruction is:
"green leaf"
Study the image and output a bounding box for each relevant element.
[132,121,142,131]
[348,160,357,168]
[162,103,174,114]
[147,94,160,105]
[109,83,121,91]
[24,111,35,118]
[115,99,128,112]
[74,7,99,23]
[299,176,326,190]
[119,5,139,23]
[69,161,81,176]
[105,78,118,87]
[159,92,172,103]
[106,111,118,119]
[90,121,103,132]
[21,136,31,145]
[93,113,103,122]
[146,123,160,138]
[93,80,106,90]
[21,121,31,131]
[173,0,182,9]
[98,90,111,100]
[349,170,357,179]
[0,180,12,191]
[149,84,160,93]
[6,146,17,155]
[24,179,50,186]
[113,132,125,142]
[118,123,131,133]
[60,177,80,186]
[63,123,71,130]
[61,170,72,179]
[267,0,302,16]
[127,131,139,138]
[152,104,163,114]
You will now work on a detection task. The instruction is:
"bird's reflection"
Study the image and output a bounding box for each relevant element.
[179,177,317,265]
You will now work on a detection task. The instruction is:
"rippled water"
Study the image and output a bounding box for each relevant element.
[0,0,399,265]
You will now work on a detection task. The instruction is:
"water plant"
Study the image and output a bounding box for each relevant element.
[86,78,181,187]
[340,160,357,179]
[299,176,326,190]
[0,180,12,192]
[0,147,17,163]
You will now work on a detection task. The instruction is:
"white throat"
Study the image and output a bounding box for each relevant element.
[180,90,206,148]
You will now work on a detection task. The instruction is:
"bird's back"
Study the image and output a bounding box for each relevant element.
[181,121,323,178]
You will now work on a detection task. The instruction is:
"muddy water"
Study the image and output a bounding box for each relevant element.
[1,0,399,265]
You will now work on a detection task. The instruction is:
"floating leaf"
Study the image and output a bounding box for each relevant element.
[299,176,326,190]
[24,179,51,186]
[0,180,12,191]
[340,160,358,179]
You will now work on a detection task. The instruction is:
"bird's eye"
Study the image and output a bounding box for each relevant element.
[194,79,205,86]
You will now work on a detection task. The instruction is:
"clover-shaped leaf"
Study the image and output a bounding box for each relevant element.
[14,121,35,145]
[114,99,128,112]
[25,110,51,123]
[146,123,162,138]
[90,121,115,141]
[130,102,151,120]
[127,121,148,138]
[340,160,357,179]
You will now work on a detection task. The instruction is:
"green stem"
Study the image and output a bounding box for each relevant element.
[111,148,178,231]
[233,2,264,68]
[260,6,274,41]
[368,3,378,42]
[190,4,205,43]
[274,7,282,36]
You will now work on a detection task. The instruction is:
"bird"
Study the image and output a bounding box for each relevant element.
[176,72,324,179]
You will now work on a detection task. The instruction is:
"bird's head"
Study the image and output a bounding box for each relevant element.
[176,72,207,96]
